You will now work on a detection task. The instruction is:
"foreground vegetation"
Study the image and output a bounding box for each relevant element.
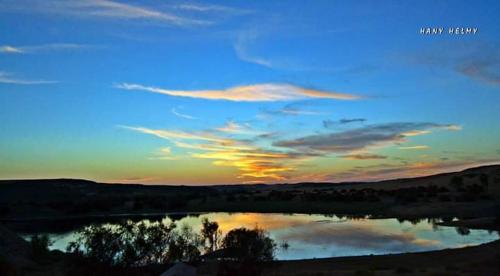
[66,218,275,268]
[1,223,499,276]
[1,218,278,276]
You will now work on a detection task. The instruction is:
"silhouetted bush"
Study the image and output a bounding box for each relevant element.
[456,226,471,236]
[222,227,276,262]
[31,234,52,259]
[67,220,183,266]
[66,219,277,269]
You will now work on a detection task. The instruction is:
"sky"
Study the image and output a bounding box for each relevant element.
[0,0,499,185]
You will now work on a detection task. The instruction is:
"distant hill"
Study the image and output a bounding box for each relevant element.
[1,164,499,220]
[0,178,213,203]
[1,164,500,199]
[292,164,500,190]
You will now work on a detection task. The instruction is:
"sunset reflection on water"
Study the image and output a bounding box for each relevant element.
[39,212,499,260]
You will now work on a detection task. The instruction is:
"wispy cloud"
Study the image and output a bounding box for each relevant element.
[0,46,23,54]
[148,147,179,160]
[458,59,500,85]
[216,121,253,134]
[0,71,57,85]
[111,176,157,184]
[409,42,500,86]
[340,153,387,160]
[0,43,91,54]
[330,158,500,183]
[323,118,366,128]
[116,83,361,102]
[274,122,460,154]
[234,30,274,68]
[401,130,431,137]
[0,0,210,27]
[121,125,314,181]
[280,108,322,116]
[233,27,348,71]
[399,145,430,150]
[171,107,196,120]
[174,3,252,15]
[119,125,229,143]
[258,104,324,119]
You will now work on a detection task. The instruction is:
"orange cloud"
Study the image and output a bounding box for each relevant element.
[123,125,310,182]
[116,83,361,102]
[402,130,431,137]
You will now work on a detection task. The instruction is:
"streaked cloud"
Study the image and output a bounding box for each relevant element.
[444,125,462,131]
[116,83,361,102]
[0,71,57,85]
[148,147,179,161]
[323,118,366,128]
[174,3,252,15]
[274,122,460,154]
[122,125,314,181]
[258,104,324,119]
[401,130,431,137]
[0,0,210,27]
[111,176,157,184]
[171,107,196,120]
[330,158,500,183]
[0,43,91,54]
[215,121,258,135]
[340,153,387,160]
[0,46,23,54]
[458,59,500,85]
[234,30,274,68]
[119,125,229,143]
[278,105,323,116]
[281,109,320,116]
[410,42,500,86]
[399,145,430,150]
[339,118,367,124]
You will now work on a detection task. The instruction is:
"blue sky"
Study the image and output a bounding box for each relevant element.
[1,0,499,184]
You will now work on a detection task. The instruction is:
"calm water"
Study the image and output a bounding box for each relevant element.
[18,212,499,260]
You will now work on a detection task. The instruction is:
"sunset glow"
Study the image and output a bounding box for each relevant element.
[1,0,499,184]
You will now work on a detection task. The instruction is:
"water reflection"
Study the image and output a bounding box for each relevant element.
[13,212,499,260]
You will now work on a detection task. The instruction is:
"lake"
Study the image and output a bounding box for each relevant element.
[15,212,499,260]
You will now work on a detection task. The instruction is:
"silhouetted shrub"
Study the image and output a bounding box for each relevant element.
[31,234,53,259]
[66,219,278,269]
[67,220,184,266]
[222,227,276,262]
[456,226,471,236]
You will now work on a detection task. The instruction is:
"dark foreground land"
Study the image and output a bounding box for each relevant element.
[1,165,500,275]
